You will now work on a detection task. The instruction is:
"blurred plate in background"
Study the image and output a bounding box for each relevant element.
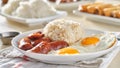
[0,10,67,26]
[47,0,95,12]
[73,10,120,26]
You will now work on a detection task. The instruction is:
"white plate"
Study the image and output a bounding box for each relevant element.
[48,0,94,11]
[0,10,67,25]
[12,29,118,64]
[73,10,120,26]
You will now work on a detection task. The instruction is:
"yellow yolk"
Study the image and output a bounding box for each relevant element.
[81,37,99,46]
[58,48,79,55]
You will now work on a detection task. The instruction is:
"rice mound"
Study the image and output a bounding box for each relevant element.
[43,19,84,44]
[1,0,56,18]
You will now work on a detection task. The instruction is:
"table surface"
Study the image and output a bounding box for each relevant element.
[0,12,120,68]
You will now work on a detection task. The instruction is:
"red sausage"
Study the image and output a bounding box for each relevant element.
[30,41,69,54]
[42,37,52,42]
[41,45,51,54]
[2,0,8,4]
[49,41,69,50]
[32,39,42,47]
[19,32,69,54]
[32,37,52,46]
[30,41,51,54]
[29,44,42,53]
[18,37,33,51]
[28,32,44,40]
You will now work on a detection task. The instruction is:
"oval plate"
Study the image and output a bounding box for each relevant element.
[12,29,118,64]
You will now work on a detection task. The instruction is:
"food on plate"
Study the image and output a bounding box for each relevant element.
[30,41,68,54]
[79,2,120,18]
[113,10,120,18]
[28,31,44,40]
[18,31,69,54]
[43,19,84,44]
[49,33,116,54]
[18,19,116,55]
[1,0,21,15]
[32,37,51,46]
[78,33,116,52]
[57,47,79,55]
[49,0,79,3]
[81,36,100,46]
[80,34,116,48]
[29,41,51,54]
[103,7,120,18]
[1,0,56,18]
[18,37,33,51]
[2,0,8,4]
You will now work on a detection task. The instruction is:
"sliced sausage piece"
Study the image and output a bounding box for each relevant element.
[29,41,69,54]
[42,37,52,42]
[32,37,52,46]
[30,41,51,54]
[50,41,69,50]
[28,32,44,40]
[18,37,33,50]
[2,0,8,4]
[40,42,51,54]
[32,39,42,47]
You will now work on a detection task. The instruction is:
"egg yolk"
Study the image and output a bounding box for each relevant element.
[81,37,99,46]
[58,48,79,55]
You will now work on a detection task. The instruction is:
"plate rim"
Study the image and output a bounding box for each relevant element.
[0,10,67,25]
[73,10,120,26]
[48,0,94,5]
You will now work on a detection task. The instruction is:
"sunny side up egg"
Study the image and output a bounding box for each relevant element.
[48,47,80,55]
[48,33,116,55]
[70,33,116,53]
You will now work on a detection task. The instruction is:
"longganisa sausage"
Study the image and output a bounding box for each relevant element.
[29,40,69,54]
[28,31,44,40]
[29,41,51,54]
[19,32,69,54]
[18,31,44,51]
[49,40,69,50]
[18,37,33,51]
[32,37,52,47]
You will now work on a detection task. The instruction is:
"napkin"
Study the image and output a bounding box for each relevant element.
[0,43,119,68]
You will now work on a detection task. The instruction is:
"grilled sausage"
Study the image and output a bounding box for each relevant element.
[28,32,44,40]
[2,0,8,4]
[30,41,51,54]
[30,41,69,54]
[50,40,69,50]
[19,32,69,54]
[32,37,52,46]
[18,37,33,50]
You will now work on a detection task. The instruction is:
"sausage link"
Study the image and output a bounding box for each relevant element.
[30,41,51,54]
[49,41,69,50]
[2,0,8,4]
[31,41,68,54]
[32,37,52,46]
[18,37,33,51]
[28,32,44,40]
[32,38,42,47]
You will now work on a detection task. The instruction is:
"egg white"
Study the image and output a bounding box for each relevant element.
[48,33,116,55]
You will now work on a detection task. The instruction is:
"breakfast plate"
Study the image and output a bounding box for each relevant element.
[12,29,118,64]
[0,10,67,25]
[0,0,68,25]
[73,10,120,26]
